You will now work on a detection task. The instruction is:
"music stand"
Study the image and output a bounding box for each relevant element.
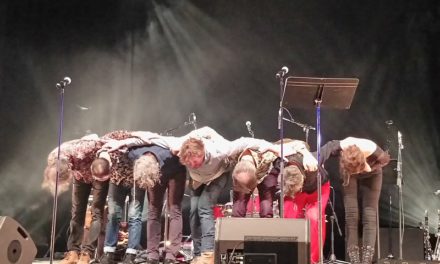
[282,76,358,264]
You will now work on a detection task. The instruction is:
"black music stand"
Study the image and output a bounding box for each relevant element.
[282,76,358,264]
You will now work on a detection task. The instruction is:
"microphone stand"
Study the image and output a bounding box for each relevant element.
[277,72,288,218]
[162,113,197,135]
[324,187,349,264]
[282,116,315,144]
[49,84,67,263]
[397,131,404,259]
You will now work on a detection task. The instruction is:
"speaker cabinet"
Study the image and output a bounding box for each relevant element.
[378,260,440,264]
[215,218,310,264]
[0,216,37,264]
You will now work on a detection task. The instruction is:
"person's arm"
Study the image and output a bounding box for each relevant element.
[100,137,148,152]
[228,137,275,157]
[340,137,376,154]
[317,140,343,165]
[180,126,228,144]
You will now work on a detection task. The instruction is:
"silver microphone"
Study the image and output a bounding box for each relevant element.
[245,121,254,138]
[56,77,71,89]
[190,113,197,129]
[275,66,289,79]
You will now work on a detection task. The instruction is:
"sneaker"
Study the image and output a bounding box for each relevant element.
[122,253,137,264]
[77,252,91,264]
[60,251,79,264]
[99,252,116,264]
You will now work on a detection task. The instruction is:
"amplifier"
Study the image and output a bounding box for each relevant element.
[378,260,440,264]
[215,218,310,264]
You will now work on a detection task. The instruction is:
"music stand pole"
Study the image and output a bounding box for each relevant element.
[49,86,66,264]
[283,76,359,264]
[314,85,324,264]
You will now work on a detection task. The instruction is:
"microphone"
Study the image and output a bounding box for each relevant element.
[434,190,440,196]
[245,121,254,138]
[189,113,197,129]
[275,66,289,79]
[385,120,394,126]
[56,77,72,89]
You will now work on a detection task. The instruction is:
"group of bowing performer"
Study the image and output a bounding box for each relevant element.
[43,126,389,264]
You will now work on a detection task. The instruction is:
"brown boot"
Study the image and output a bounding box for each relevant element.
[60,251,79,264]
[347,245,361,264]
[199,251,214,264]
[77,251,92,264]
[190,256,201,264]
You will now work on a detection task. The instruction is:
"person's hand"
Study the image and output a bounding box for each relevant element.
[100,140,126,153]
[302,152,318,171]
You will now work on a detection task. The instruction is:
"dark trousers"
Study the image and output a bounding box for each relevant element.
[343,169,382,249]
[146,172,186,261]
[67,178,109,257]
[232,173,277,218]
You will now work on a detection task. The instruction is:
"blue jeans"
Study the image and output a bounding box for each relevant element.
[190,174,228,255]
[104,182,145,254]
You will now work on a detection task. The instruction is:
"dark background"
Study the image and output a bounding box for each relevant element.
[0,0,439,260]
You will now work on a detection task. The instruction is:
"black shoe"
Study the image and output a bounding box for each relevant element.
[100,252,116,264]
[134,251,148,264]
[122,253,137,264]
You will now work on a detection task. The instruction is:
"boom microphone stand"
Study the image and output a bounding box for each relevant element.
[162,113,197,135]
[49,77,71,263]
[281,107,315,144]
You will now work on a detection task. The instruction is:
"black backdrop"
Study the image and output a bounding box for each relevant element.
[0,0,439,260]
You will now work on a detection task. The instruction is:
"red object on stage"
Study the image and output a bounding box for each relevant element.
[213,204,224,219]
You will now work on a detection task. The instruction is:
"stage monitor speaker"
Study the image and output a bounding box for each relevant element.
[375,228,424,261]
[215,218,310,264]
[0,216,37,264]
[378,260,440,264]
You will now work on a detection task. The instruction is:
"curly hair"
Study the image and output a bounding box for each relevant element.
[42,159,71,196]
[179,137,205,166]
[339,145,366,186]
[283,165,305,197]
[133,153,161,189]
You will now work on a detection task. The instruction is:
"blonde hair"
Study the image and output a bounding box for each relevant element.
[133,153,161,189]
[42,159,71,196]
[179,138,205,166]
[283,165,305,197]
[340,145,366,186]
[232,159,257,192]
